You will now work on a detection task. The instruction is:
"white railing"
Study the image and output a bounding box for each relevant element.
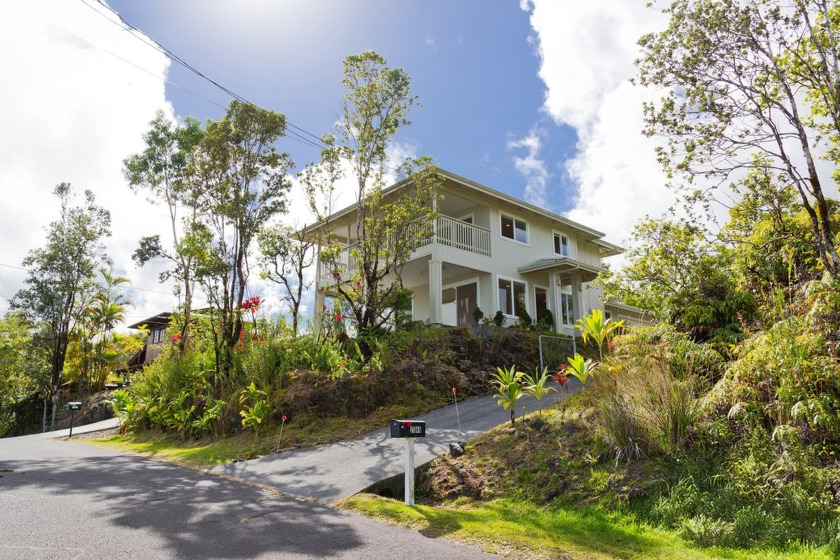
[319,216,491,281]
[433,216,491,256]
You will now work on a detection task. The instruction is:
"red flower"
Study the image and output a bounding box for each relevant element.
[171,333,182,342]
[552,371,569,386]
[452,387,457,394]
[322,303,327,312]
[281,415,287,422]
[335,313,344,322]
[242,296,262,314]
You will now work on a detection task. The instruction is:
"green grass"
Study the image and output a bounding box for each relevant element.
[88,431,260,467]
[339,495,833,560]
[87,400,442,469]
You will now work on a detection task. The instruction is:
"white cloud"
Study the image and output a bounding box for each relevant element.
[507,128,550,208]
[0,1,178,323]
[522,1,671,250]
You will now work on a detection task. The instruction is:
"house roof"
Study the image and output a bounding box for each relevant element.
[127,312,172,330]
[517,257,602,281]
[604,300,651,316]
[301,168,623,247]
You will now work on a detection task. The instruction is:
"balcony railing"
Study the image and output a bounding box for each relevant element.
[319,216,491,280]
[432,215,491,256]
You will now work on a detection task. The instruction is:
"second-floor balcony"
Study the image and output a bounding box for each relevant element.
[320,215,490,279]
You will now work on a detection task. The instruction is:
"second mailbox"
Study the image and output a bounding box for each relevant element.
[389,419,426,438]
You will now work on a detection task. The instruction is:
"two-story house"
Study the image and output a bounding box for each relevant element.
[305,169,647,335]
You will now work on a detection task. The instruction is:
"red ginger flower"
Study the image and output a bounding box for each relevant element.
[242,295,263,313]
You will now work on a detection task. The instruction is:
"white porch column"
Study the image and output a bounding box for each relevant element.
[428,259,443,325]
[571,273,584,324]
[548,272,560,333]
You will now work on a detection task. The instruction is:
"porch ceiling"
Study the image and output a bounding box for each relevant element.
[400,256,485,289]
[518,257,601,282]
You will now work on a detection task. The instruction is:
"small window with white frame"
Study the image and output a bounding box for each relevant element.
[553,232,569,257]
[500,213,528,244]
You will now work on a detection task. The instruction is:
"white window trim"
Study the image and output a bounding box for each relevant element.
[442,276,481,310]
[534,284,548,320]
[458,212,475,224]
[559,291,575,326]
[553,230,570,257]
[499,211,530,246]
[496,274,528,318]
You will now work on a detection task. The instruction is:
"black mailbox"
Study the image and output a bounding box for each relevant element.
[67,401,82,411]
[389,419,426,438]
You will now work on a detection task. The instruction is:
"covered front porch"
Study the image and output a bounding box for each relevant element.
[517,257,602,335]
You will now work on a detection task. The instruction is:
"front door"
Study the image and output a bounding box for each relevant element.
[456,282,478,326]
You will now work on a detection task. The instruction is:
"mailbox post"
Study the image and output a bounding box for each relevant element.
[389,419,426,505]
[67,401,82,438]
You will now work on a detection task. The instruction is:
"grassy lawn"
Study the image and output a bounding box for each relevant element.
[86,400,440,469]
[338,495,832,560]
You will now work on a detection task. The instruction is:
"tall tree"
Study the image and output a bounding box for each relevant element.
[638,0,840,279]
[12,183,111,430]
[605,216,755,343]
[0,312,49,436]
[313,52,441,337]
[257,224,314,335]
[124,111,204,351]
[189,100,293,379]
[65,269,135,392]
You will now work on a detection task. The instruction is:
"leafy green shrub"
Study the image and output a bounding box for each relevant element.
[680,514,735,548]
[473,306,484,324]
[493,310,505,327]
[517,307,533,329]
[239,382,269,433]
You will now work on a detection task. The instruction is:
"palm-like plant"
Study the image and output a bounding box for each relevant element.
[523,366,558,416]
[566,353,596,385]
[492,365,525,427]
[76,269,132,391]
[576,309,624,361]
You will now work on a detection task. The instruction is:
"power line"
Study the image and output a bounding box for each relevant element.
[79,0,327,153]
[77,0,404,173]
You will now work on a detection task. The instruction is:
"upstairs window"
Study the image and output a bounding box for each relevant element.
[554,233,569,256]
[501,214,528,244]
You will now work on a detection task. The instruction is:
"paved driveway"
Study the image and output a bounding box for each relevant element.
[0,432,496,559]
[212,381,580,504]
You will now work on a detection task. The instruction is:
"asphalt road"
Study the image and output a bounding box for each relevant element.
[0,431,497,559]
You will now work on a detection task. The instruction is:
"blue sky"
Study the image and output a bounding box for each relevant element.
[0,0,670,323]
[107,0,579,209]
